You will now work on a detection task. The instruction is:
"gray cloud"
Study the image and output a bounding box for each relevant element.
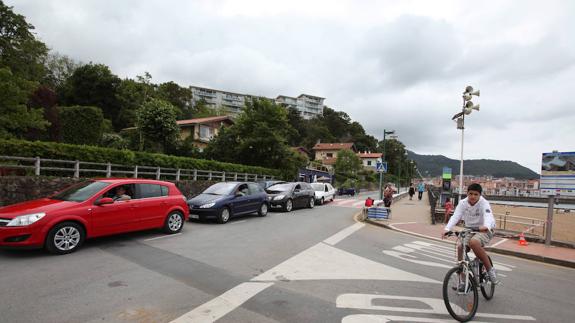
[7,0,575,173]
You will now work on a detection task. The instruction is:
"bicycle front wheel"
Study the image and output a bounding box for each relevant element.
[443,266,479,322]
[480,256,495,300]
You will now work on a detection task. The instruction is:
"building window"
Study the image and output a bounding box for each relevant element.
[367,160,372,166]
[327,153,333,158]
[199,125,212,140]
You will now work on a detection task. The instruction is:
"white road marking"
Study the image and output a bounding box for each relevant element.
[337,293,536,321]
[170,282,273,323]
[323,222,365,245]
[342,314,490,323]
[383,250,453,269]
[230,220,247,225]
[252,242,440,283]
[412,241,453,252]
[490,238,508,248]
[143,233,181,241]
[390,222,417,225]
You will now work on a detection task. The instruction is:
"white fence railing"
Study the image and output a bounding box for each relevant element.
[0,155,275,182]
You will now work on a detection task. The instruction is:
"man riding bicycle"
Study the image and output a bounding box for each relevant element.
[442,183,500,285]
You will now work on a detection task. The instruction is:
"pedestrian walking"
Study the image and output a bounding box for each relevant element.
[383,183,394,208]
[417,180,425,201]
[408,183,415,200]
[444,197,453,224]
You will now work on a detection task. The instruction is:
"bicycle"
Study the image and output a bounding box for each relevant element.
[442,228,496,322]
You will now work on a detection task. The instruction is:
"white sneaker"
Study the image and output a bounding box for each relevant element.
[487,268,500,285]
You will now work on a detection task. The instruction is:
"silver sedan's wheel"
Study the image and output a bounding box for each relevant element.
[320,197,325,205]
[46,222,85,255]
[163,212,184,233]
[218,207,231,224]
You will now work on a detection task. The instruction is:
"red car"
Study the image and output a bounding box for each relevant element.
[0,179,189,254]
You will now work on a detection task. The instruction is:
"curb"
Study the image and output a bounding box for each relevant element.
[364,219,575,269]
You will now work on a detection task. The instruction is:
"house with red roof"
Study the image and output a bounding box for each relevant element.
[176,116,234,151]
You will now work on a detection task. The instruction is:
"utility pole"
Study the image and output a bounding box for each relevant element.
[379,129,395,200]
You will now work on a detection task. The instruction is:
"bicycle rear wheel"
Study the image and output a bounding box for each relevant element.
[480,256,495,300]
[443,266,479,322]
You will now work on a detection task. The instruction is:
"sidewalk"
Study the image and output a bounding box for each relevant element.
[364,193,575,269]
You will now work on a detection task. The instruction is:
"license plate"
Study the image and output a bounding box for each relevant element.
[190,214,199,219]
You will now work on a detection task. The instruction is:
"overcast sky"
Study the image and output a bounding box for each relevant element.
[8,0,575,173]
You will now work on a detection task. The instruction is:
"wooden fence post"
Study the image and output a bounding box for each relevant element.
[74,160,80,178]
[106,162,112,178]
[156,167,161,180]
[35,157,41,176]
[134,166,138,178]
[176,168,181,181]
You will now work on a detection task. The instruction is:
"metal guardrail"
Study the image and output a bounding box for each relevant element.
[0,155,274,182]
[494,212,546,237]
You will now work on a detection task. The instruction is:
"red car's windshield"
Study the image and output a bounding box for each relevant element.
[51,181,111,202]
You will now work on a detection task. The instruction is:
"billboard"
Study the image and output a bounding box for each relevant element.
[540,151,575,196]
[442,167,452,180]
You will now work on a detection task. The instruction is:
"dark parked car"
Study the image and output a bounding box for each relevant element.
[0,179,189,254]
[187,182,269,224]
[257,180,286,189]
[266,182,315,212]
[338,187,356,196]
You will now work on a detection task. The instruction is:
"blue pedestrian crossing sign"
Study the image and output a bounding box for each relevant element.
[376,160,388,173]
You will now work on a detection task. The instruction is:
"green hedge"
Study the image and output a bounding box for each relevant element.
[0,139,281,177]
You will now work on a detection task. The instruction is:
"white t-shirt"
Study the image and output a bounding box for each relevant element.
[444,196,495,231]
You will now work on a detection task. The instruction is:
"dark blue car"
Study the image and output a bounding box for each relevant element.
[187,182,269,224]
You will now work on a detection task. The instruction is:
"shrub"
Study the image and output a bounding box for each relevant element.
[0,139,280,177]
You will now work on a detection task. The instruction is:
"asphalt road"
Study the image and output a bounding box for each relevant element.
[1,199,574,323]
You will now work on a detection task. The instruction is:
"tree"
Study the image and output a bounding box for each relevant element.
[0,1,48,82]
[135,98,179,153]
[204,98,307,179]
[59,63,122,129]
[59,106,104,145]
[0,68,48,138]
[27,85,58,141]
[115,76,155,130]
[334,149,362,181]
[156,81,194,119]
[42,52,81,91]
[285,106,307,147]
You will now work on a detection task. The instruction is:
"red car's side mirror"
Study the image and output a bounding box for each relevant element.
[96,197,114,205]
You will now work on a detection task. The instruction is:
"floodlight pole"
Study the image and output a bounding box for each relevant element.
[459,109,465,201]
[379,129,395,200]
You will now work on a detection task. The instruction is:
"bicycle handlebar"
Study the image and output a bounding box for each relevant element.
[443,227,481,237]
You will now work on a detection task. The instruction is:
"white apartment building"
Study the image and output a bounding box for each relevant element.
[189,85,324,119]
[275,94,325,119]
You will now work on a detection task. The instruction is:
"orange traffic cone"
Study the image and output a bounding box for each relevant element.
[518,233,528,246]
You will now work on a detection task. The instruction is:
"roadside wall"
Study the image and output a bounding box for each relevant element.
[0,176,217,207]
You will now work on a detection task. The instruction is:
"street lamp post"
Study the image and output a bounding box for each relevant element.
[452,86,480,200]
[379,129,395,200]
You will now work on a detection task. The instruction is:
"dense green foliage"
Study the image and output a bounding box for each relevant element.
[59,63,122,128]
[0,68,48,138]
[135,98,180,153]
[0,1,48,82]
[334,149,363,183]
[0,139,280,177]
[59,106,104,145]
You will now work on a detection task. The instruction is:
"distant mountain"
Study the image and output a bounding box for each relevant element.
[407,151,539,179]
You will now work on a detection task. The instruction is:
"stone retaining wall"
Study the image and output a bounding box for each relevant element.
[0,176,217,207]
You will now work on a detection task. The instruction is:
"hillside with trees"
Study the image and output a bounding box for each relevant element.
[407,151,539,179]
